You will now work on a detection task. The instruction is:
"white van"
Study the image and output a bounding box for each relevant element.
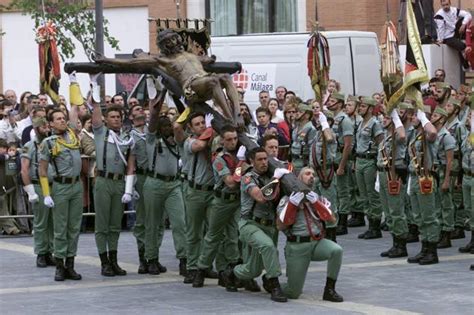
[210,31,383,109]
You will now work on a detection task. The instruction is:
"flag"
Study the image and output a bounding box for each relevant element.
[307,31,330,103]
[387,0,429,110]
[37,21,61,105]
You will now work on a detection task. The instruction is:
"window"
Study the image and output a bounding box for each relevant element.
[206,0,297,36]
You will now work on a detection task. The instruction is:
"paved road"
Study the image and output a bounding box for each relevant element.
[0,227,473,315]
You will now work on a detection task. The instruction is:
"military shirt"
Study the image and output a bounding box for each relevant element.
[131,127,148,171]
[276,196,321,237]
[458,106,469,125]
[435,127,456,166]
[213,151,240,194]
[184,137,215,186]
[408,129,437,174]
[461,136,473,172]
[241,170,275,220]
[291,121,316,158]
[376,129,409,169]
[39,133,82,178]
[356,116,383,154]
[93,125,131,174]
[21,138,54,182]
[309,128,337,167]
[146,131,180,176]
[446,118,468,148]
[332,111,354,163]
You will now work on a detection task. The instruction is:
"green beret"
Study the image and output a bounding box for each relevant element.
[298,103,313,113]
[330,92,345,102]
[32,117,48,128]
[346,95,360,104]
[435,82,450,90]
[398,102,414,110]
[447,97,461,107]
[423,105,432,114]
[433,106,448,117]
[360,97,377,106]
[459,84,471,94]
[323,110,334,120]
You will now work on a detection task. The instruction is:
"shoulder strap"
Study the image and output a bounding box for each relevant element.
[103,129,109,172]
[46,139,60,175]
[34,142,40,179]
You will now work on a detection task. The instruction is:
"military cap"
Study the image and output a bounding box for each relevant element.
[323,110,334,120]
[297,103,313,113]
[435,82,451,90]
[398,102,414,110]
[32,117,48,128]
[330,92,345,102]
[360,96,377,106]
[346,95,360,104]
[433,106,448,117]
[423,105,432,114]
[447,97,461,107]
[459,84,471,94]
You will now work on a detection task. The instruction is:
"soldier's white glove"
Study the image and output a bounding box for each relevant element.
[121,175,135,204]
[391,110,403,129]
[44,196,55,208]
[68,71,78,84]
[89,73,101,103]
[416,110,430,127]
[319,112,330,131]
[289,192,305,206]
[205,113,214,128]
[146,75,157,100]
[178,159,183,169]
[23,184,39,203]
[273,168,290,179]
[306,191,319,204]
[236,145,247,161]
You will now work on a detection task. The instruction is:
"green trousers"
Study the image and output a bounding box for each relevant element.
[282,238,343,299]
[454,178,467,228]
[378,172,408,236]
[355,158,381,219]
[52,181,83,259]
[349,160,365,213]
[197,197,240,271]
[94,177,124,254]
[335,164,352,215]
[314,174,339,228]
[435,170,455,232]
[33,184,54,255]
[462,174,474,230]
[409,175,440,243]
[234,219,281,280]
[133,174,146,251]
[144,177,186,260]
[185,187,214,270]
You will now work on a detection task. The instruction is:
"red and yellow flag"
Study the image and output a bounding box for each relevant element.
[37,21,61,105]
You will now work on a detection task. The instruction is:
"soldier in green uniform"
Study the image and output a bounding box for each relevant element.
[459,110,473,254]
[223,148,289,302]
[377,105,409,258]
[431,106,457,249]
[407,107,440,265]
[21,117,55,268]
[39,108,83,281]
[277,167,343,302]
[355,97,384,239]
[457,84,471,125]
[444,97,468,240]
[290,103,316,174]
[92,94,134,277]
[327,92,354,235]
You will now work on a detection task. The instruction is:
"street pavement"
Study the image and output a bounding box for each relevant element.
[0,227,473,315]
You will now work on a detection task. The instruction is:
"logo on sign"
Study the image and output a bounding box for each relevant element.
[233,70,249,89]
[232,67,274,92]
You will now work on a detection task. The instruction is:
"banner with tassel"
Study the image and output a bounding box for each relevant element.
[37,21,61,105]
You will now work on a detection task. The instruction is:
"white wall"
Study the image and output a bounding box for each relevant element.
[1,6,149,102]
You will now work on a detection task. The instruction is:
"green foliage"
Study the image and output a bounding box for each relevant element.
[8,0,119,60]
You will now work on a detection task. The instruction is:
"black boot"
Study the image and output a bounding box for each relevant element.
[451,226,466,239]
[222,268,238,292]
[148,259,160,275]
[262,274,271,293]
[243,279,261,292]
[406,224,420,243]
[192,269,206,288]
[323,277,344,302]
[36,254,47,268]
[437,231,452,249]
[407,241,428,263]
[179,258,187,276]
[108,251,127,276]
[459,231,474,253]
[336,214,348,235]
[471,264,474,271]
[205,269,218,279]
[65,257,82,280]
[380,235,396,257]
[218,271,226,287]
[99,252,115,277]
[362,218,382,239]
[267,277,287,302]
[138,248,148,274]
[183,270,196,284]
[388,235,408,258]
[326,227,337,242]
[157,262,167,273]
[348,212,365,227]
[54,258,66,281]
[380,220,389,231]
[419,242,439,265]
[45,253,56,266]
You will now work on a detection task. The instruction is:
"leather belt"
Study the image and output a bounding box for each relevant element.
[97,171,124,181]
[252,216,274,226]
[136,168,147,175]
[147,172,179,182]
[214,190,240,201]
[188,180,213,191]
[463,169,473,177]
[356,153,377,159]
[53,176,80,184]
[32,179,51,185]
[180,173,188,182]
[287,235,315,243]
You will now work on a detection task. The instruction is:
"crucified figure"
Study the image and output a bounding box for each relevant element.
[94,29,242,123]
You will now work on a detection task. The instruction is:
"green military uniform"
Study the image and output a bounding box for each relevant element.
[355,98,383,237]
[93,125,131,256]
[143,130,187,266]
[23,138,54,257]
[40,133,83,259]
[277,195,342,299]
[291,115,316,174]
[404,124,418,230]
[348,113,366,224]
[459,135,474,253]
[184,136,215,274]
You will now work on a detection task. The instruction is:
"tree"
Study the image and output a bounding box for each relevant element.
[8,0,119,60]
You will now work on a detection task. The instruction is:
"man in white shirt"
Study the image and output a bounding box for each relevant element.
[434,0,472,68]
